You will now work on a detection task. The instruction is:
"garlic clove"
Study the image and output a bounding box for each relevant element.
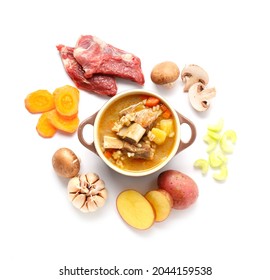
[90,179,106,194]
[68,193,77,201]
[72,194,86,210]
[86,173,100,184]
[86,198,99,212]
[67,177,80,193]
[93,196,106,208]
[99,189,108,200]
[80,202,90,213]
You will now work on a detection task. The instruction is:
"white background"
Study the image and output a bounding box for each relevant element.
[1,0,269,279]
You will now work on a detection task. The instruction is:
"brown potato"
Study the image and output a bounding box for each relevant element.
[151,61,180,85]
[157,170,198,210]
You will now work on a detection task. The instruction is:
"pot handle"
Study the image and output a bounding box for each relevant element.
[77,111,99,155]
[176,111,197,154]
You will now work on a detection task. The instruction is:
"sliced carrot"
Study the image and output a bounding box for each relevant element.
[145,96,160,107]
[53,85,80,101]
[36,113,57,138]
[53,85,79,119]
[25,90,55,113]
[47,109,79,134]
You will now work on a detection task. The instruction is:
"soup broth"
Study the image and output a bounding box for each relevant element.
[98,94,177,172]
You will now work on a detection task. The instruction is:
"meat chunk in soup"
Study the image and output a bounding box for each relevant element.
[117,123,146,144]
[134,108,162,130]
[103,136,124,149]
[103,136,155,160]
[123,142,155,160]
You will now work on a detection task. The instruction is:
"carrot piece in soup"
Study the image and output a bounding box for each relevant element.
[145,97,160,107]
[160,104,172,118]
[104,150,113,159]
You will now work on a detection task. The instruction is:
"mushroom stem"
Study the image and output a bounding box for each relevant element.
[183,77,198,92]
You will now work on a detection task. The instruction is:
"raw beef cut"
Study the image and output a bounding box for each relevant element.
[57,44,117,96]
[73,35,145,85]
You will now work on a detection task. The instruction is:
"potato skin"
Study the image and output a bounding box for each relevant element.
[157,170,198,210]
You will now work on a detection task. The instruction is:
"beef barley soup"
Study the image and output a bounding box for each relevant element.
[98,94,177,172]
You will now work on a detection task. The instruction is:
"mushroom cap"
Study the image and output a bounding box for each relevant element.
[151,61,180,85]
[188,83,216,112]
[52,148,80,178]
[181,64,209,92]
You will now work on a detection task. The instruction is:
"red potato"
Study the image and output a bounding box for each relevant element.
[157,170,199,210]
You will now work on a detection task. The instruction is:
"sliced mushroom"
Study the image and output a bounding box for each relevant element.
[188,83,216,112]
[181,64,209,92]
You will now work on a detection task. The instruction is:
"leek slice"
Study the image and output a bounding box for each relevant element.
[220,130,237,153]
[207,118,224,132]
[207,130,221,141]
[203,135,218,152]
[194,159,209,175]
[213,164,228,181]
[209,150,227,168]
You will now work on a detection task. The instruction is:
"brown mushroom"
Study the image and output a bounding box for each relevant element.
[151,61,180,87]
[67,173,107,212]
[52,148,80,178]
[188,82,216,112]
[181,64,209,92]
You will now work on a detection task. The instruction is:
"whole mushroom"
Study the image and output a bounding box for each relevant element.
[52,148,80,178]
[188,82,216,112]
[181,64,209,92]
[151,61,180,87]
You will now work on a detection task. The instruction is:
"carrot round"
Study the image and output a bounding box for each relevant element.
[53,85,80,101]
[36,113,57,138]
[47,109,79,134]
[53,85,79,119]
[25,90,55,113]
